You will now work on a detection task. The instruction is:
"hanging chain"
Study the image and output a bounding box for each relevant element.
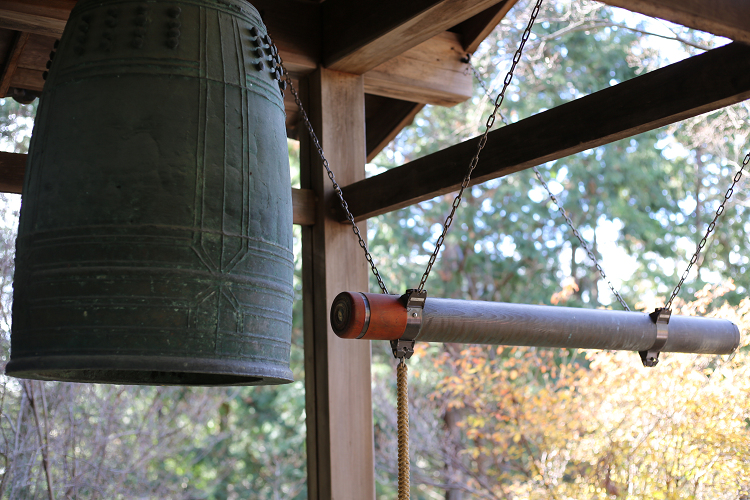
[268,36,390,295]
[664,151,749,310]
[468,54,749,312]
[531,168,631,310]
[416,0,544,293]
[464,55,631,311]
[396,358,410,500]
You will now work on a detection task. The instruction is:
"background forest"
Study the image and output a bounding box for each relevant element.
[1,0,749,498]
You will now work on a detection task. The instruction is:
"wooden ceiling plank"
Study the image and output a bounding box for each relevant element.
[0,31,30,97]
[363,32,472,107]
[599,0,750,44]
[323,0,505,74]
[450,0,519,53]
[339,42,750,221]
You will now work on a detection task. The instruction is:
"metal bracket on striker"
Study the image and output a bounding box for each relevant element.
[641,307,671,367]
[391,289,427,359]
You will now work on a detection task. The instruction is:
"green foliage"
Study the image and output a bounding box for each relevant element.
[0,98,37,154]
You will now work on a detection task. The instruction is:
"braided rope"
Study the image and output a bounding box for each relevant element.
[397,359,410,499]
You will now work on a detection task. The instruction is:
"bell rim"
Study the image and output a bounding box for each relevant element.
[5,355,293,386]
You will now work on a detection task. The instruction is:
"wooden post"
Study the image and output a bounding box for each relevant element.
[300,68,375,499]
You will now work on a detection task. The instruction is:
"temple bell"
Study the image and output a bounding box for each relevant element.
[5,0,294,385]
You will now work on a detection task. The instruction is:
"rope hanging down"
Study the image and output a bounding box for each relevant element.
[272,0,543,495]
[396,359,410,500]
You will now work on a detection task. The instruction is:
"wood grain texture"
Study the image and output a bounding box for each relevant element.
[322,0,505,74]
[450,0,518,53]
[291,187,316,226]
[0,31,30,97]
[363,31,473,106]
[340,42,750,221]
[0,0,75,22]
[600,0,750,44]
[0,152,315,225]
[365,94,424,162]
[0,10,66,37]
[299,69,374,500]
[16,34,56,72]
[9,67,43,92]
[1,1,477,110]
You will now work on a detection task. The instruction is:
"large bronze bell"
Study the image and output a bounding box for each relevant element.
[6,0,294,385]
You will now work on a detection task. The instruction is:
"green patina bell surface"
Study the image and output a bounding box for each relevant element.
[6,0,294,385]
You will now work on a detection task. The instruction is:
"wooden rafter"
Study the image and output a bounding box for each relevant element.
[363,32,472,107]
[339,42,750,221]
[450,0,519,53]
[322,0,506,74]
[365,95,424,162]
[0,30,30,97]
[599,0,750,45]
[0,0,473,107]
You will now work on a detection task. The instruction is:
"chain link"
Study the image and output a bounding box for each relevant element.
[465,55,630,310]
[665,151,749,310]
[532,168,632,311]
[465,43,633,312]
[270,37,390,294]
[416,0,544,293]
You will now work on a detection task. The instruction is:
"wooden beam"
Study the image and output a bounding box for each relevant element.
[365,95,424,162]
[9,67,44,92]
[299,68,374,499]
[599,0,750,45]
[450,0,519,53]
[292,187,316,226]
[340,42,750,221]
[0,31,30,97]
[322,0,505,74]
[0,152,316,226]
[0,0,75,22]
[0,10,66,38]
[0,151,24,194]
[363,31,473,107]
[0,0,473,107]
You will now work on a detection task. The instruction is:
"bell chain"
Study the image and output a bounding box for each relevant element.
[416,0,544,293]
[269,35,390,295]
[665,151,749,310]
